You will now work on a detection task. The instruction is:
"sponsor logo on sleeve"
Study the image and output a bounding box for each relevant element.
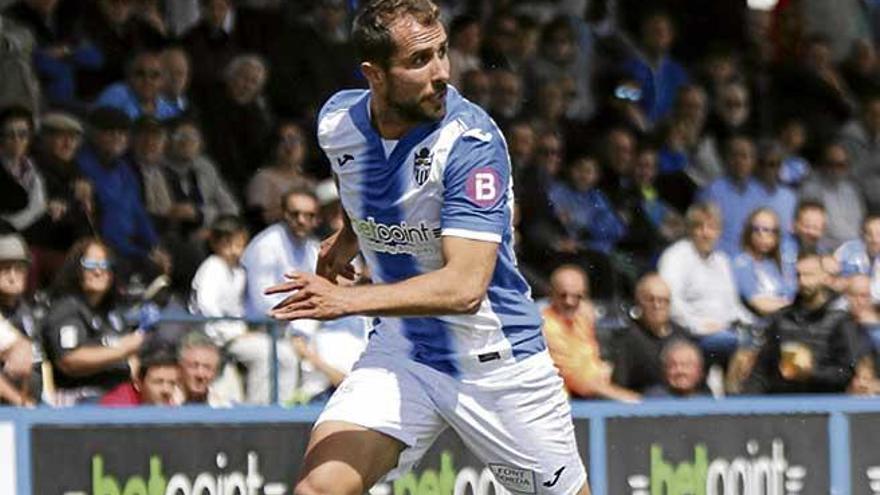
[466,167,502,207]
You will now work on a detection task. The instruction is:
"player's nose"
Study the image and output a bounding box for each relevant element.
[431,54,450,84]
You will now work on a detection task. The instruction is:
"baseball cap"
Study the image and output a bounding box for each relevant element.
[0,234,30,264]
[88,106,131,131]
[41,112,84,134]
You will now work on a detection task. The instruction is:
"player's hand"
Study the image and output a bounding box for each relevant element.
[265,272,350,321]
[316,229,358,283]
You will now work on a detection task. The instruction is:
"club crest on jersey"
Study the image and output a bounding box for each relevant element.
[413,147,433,186]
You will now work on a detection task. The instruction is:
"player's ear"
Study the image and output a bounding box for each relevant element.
[361,61,385,88]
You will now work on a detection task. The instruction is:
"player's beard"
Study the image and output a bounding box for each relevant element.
[386,80,447,123]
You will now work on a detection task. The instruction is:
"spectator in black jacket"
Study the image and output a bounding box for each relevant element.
[744,253,861,394]
[612,273,690,393]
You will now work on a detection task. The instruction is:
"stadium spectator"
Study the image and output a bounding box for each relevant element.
[201,54,273,196]
[845,275,880,395]
[480,12,519,72]
[487,69,523,129]
[28,112,93,286]
[0,234,44,401]
[598,127,636,198]
[776,119,812,188]
[611,273,690,394]
[190,215,298,404]
[129,116,171,221]
[697,135,766,256]
[160,46,196,116]
[801,142,865,247]
[0,105,47,236]
[76,107,166,277]
[43,238,148,405]
[0,11,41,113]
[658,202,750,365]
[835,215,880,303]
[177,330,223,405]
[3,0,102,109]
[783,201,831,260]
[755,141,797,235]
[644,339,711,398]
[841,39,880,102]
[506,120,535,177]
[705,81,757,142]
[94,50,181,121]
[542,265,639,402]
[76,0,167,101]
[621,10,689,124]
[733,208,797,319]
[100,347,180,406]
[246,121,316,232]
[459,69,491,110]
[744,253,861,394]
[839,92,880,213]
[242,187,321,337]
[447,14,482,88]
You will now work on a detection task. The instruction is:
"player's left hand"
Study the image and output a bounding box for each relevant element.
[265,272,350,321]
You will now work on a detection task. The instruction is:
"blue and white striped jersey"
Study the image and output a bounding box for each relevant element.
[317,86,544,377]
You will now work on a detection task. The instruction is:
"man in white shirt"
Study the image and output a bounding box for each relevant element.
[658,201,750,366]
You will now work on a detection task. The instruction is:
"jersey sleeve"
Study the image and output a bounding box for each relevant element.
[440,128,510,243]
[43,304,89,361]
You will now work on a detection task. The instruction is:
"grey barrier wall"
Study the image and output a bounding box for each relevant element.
[4,397,880,495]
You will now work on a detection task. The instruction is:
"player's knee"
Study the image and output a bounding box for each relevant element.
[294,474,359,495]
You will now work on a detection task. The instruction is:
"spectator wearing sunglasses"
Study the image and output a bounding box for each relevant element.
[43,238,152,405]
[0,105,47,236]
[93,50,182,121]
[733,208,797,320]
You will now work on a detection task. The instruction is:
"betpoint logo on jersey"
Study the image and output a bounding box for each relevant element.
[351,216,441,255]
[86,452,287,495]
[626,439,806,495]
[371,451,520,495]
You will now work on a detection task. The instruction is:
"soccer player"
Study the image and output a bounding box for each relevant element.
[266,1,590,494]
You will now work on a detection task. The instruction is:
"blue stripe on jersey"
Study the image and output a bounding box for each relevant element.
[488,235,546,359]
[349,95,460,376]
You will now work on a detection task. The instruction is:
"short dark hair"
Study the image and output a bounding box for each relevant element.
[352,0,441,68]
[795,199,825,218]
[0,105,33,132]
[138,347,180,381]
[209,215,248,245]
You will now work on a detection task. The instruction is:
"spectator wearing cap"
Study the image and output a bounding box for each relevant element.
[28,112,94,285]
[100,346,180,406]
[94,50,182,121]
[0,234,37,405]
[0,106,47,236]
[246,121,316,231]
[800,142,865,248]
[76,106,165,273]
[200,54,273,195]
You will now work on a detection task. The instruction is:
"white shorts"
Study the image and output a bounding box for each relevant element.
[315,347,588,494]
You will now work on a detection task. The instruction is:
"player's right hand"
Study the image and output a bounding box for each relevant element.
[316,229,358,283]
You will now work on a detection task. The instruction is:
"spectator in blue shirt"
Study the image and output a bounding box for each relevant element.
[698,135,767,257]
[782,201,832,264]
[76,107,165,273]
[93,50,181,121]
[733,208,797,319]
[756,141,797,236]
[621,10,689,124]
[836,215,880,303]
[548,155,627,255]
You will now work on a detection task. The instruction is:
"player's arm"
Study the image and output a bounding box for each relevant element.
[315,176,360,283]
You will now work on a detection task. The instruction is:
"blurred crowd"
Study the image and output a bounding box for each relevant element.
[3,0,880,406]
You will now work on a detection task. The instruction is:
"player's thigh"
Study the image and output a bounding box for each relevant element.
[450,352,588,494]
[296,420,405,495]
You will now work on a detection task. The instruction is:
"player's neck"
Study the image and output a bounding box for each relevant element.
[369,98,416,140]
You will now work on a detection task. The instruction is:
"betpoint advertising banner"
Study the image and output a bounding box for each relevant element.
[605,414,829,495]
[0,422,16,495]
[30,418,589,495]
[850,413,880,495]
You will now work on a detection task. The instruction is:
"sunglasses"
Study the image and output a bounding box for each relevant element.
[134,69,162,80]
[3,128,30,140]
[751,225,779,235]
[80,258,112,271]
[614,85,642,102]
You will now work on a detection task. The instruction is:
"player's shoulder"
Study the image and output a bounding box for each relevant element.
[317,89,369,144]
[444,87,502,145]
